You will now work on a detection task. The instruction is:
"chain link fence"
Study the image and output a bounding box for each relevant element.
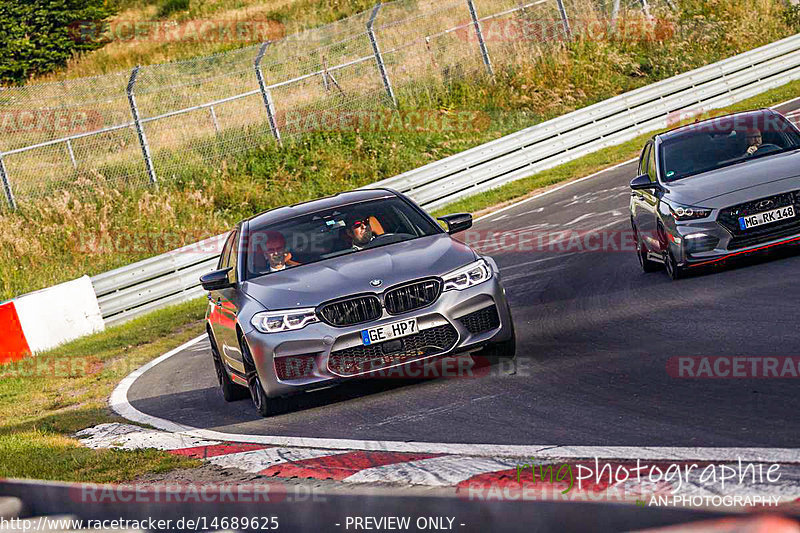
[0,0,663,209]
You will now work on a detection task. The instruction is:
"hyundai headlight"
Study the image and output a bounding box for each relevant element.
[666,201,713,221]
[442,259,492,291]
[251,308,318,334]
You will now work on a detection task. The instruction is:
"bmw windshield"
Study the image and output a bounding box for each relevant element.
[243,197,442,280]
[659,114,800,182]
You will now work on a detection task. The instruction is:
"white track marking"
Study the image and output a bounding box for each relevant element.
[107,97,800,459]
[564,213,599,226]
[207,447,349,474]
[361,394,506,430]
[501,253,580,271]
[109,335,206,433]
[471,158,639,223]
[343,456,518,486]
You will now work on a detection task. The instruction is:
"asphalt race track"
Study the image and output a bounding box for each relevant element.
[127,100,800,448]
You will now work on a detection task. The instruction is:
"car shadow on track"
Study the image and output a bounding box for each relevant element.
[131,356,503,424]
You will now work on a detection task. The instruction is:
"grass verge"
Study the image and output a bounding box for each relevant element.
[0,299,205,482]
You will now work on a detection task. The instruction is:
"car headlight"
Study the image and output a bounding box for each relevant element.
[251,308,318,334]
[666,201,713,221]
[442,259,492,291]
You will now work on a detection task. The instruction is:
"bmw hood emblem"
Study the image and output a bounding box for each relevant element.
[370,279,383,287]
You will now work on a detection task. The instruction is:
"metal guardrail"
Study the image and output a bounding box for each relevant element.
[90,33,800,324]
[92,235,225,326]
[368,32,800,211]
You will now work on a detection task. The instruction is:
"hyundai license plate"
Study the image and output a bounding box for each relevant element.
[739,205,795,230]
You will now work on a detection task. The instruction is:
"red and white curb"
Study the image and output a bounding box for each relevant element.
[77,423,800,510]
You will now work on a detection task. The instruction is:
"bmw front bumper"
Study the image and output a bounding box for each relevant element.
[242,275,513,398]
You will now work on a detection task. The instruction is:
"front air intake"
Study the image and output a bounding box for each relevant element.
[318,295,383,327]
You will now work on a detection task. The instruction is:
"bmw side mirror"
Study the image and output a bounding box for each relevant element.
[200,268,233,291]
[630,174,657,190]
[437,213,473,234]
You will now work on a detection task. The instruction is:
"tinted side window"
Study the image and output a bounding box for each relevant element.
[639,144,651,176]
[228,229,240,283]
[648,144,657,182]
[218,231,235,270]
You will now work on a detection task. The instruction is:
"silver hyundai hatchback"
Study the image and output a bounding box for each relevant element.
[630,109,800,279]
[201,188,516,416]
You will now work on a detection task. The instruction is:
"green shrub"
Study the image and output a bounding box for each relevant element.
[157,0,190,18]
[0,0,114,85]
[783,3,800,31]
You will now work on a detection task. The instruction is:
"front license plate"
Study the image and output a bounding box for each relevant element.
[739,205,795,230]
[361,318,418,346]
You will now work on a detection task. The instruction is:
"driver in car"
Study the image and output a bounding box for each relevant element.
[745,128,763,155]
[345,212,377,251]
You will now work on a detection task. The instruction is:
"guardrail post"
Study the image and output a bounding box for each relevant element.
[127,66,157,186]
[255,42,283,145]
[466,0,494,76]
[556,0,571,40]
[367,3,398,107]
[0,154,16,210]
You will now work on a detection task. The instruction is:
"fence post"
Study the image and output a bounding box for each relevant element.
[639,0,652,19]
[66,138,78,169]
[367,3,398,107]
[0,154,16,210]
[556,0,571,40]
[127,66,157,186]
[466,0,494,76]
[209,106,220,134]
[255,42,282,145]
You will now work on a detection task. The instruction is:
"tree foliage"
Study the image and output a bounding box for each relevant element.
[0,0,113,85]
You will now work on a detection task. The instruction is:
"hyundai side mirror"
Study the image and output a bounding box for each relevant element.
[437,213,473,234]
[630,174,657,190]
[200,268,234,291]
